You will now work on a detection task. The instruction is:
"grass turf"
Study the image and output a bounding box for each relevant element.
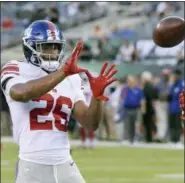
[1,142,184,183]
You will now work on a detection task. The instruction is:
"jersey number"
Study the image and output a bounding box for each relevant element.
[30,94,72,132]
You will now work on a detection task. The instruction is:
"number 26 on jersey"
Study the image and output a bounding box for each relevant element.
[29,94,72,132]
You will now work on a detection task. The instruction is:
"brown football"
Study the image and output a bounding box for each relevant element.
[153,16,185,48]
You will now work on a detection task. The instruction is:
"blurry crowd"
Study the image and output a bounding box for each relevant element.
[1,2,108,30]
[67,68,184,148]
[1,68,183,149]
[67,37,139,63]
[2,2,181,28]
[67,36,184,66]
[143,2,181,19]
[100,68,184,146]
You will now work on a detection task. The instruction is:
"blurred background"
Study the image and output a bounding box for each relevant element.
[1,2,184,183]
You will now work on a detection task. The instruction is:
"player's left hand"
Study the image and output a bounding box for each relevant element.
[179,90,185,120]
[85,62,118,101]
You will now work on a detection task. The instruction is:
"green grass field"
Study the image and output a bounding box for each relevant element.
[1,142,184,183]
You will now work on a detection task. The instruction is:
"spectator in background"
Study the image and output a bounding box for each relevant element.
[176,49,184,66]
[118,75,128,123]
[154,69,171,141]
[99,37,117,61]
[156,2,172,19]
[80,42,93,62]
[78,2,87,13]
[98,79,121,141]
[30,8,47,23]
[168,69,184,147]
[119,75,145,144]
[93,24,105,38]
[47,7,59,25]
[132,44,140,62]
[98,92,112,141]
[66,39,74,53]
[115,40,135,63]
[111,27,135,40]
[97,38,104,59]
[141,71,158,143]
[103,83,118,140]
[95,1,108,16]
[110,77,127,140]
[169,2,181,12]
[111,25,119,35]
[143,3,156,17]
[68,2,79,17]
[1,17,14,29]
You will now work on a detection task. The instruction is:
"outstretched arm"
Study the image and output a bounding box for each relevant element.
[73,97,104,131]
[5,41,86,102]
[73,62,118,131]
[9,70,66,102]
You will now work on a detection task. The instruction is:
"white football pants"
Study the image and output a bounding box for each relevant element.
[16,159,86,183]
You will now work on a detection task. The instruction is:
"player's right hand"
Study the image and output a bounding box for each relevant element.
[62,40,87,76]
[179,91,185,120]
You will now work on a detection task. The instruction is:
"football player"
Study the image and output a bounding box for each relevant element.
[1,20,117,183]
[179,90,185,121]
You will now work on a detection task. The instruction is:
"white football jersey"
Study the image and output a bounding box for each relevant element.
[1,60,86,165]
[82,81,92,106]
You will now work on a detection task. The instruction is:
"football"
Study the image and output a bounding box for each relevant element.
[153,16,185,48]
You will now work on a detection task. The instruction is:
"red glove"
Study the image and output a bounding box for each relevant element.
[85,62,118,101]
[179,91,185,120]
[62,40,87,76]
